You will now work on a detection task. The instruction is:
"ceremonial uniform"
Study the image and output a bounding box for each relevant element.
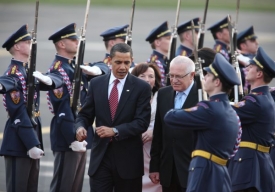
[0,25,62,192]
[146,21,171,86]
[47,23,109,192]
[208,17,230,61]
[228,47,275,192]
[164,53,241,192]
[176,17,200,57]
[100,24,135,68]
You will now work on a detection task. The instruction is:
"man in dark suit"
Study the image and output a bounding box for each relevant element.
[149,55,198,192]
[75,43,151,192]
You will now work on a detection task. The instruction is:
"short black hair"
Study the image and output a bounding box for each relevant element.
[110,43,133,58]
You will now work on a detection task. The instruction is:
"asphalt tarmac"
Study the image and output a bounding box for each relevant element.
[0,3,274,192]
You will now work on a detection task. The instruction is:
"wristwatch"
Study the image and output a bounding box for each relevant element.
[113,128,119,137]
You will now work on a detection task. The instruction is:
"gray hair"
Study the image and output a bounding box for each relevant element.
[170,56,195,73]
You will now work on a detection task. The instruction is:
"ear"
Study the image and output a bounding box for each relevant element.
[256,70,263,79]
[216,32,222,39]
[13,43,20,51]
[154,39,161,47]
[109,40,115,47]
[214,77,221,87]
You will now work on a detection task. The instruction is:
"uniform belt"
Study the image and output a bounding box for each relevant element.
[239,141,270,153]
[191,150,227,166]
[33,111,40,117]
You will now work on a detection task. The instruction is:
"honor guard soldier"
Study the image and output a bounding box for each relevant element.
[164,53,241,192]
[236,26,259,95]
[176,17,200,57]
[237,26,259,59]
[0,24,63,192]
[47,23,109,192]
[228,47,275,192]
[146,21,172,86]
[100,24,134,68]
[208,16,230,61]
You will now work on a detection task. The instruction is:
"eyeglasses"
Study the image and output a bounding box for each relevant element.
[167,72,190,80]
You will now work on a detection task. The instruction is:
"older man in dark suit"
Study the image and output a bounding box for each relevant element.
[149,55,198,192]
[75,43,151,192]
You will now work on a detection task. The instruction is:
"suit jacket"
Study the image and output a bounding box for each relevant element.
[75,73,151,179]
[150,82,198,188]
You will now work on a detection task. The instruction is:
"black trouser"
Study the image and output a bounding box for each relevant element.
[162,163,186,192]
[89,143,142,192]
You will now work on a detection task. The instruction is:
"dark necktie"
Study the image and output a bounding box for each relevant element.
[109,79,120,121]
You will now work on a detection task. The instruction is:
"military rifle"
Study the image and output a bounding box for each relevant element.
[71,0,90,118]
[26,0,39,125]
[198,0,209,49]
[125,0,136,47]
[233,0,240,51]
[191,20,207,101]
[167,0,181,85]
[228,15,243,103]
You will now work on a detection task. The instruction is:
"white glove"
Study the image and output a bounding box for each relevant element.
[69,141,87,152]
[80,65,102,76]
[33,71,53,85]
[237,54,250,66]
[0,83,3,90]
[28,147,44,159]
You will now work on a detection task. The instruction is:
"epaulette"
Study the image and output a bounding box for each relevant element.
[244,95,257,102]
[197,101,209,109]
[215,44,221,52]
[8,65,18,75]
[150,55,158,63]
[251,91,263,96]
[233,101,246,108]
[103,58,108,64]
[184,106,198,112]
[181,50,187,56]
[54,61,62,70]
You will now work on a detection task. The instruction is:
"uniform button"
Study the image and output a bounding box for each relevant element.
[238,158,242,162]
[191,167,194,171]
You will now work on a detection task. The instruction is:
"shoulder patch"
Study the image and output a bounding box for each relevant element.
[197,102,209,109]
[103,58,108,64]
[184,106,198,112]
[181,50,187,56]
[10,91,20,104]
[244,95,256,102]
[233,100,246,108]
[215,44,221,52]
[150,55,158,63]
[54,61,62,70]
[9,65,17,75]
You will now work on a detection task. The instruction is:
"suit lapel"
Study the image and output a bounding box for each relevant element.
[183,82,198,109]
[101,74,112,124]
[113,74,134,122]
[162,86,176,112]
